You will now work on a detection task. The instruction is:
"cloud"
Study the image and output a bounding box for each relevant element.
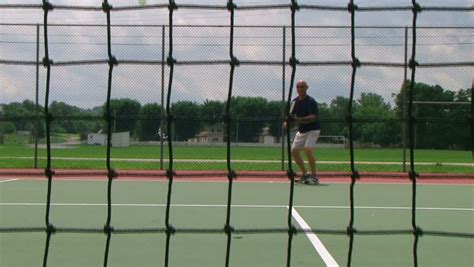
[1,66,38,104]
[1,74,20,98]
[1,0,472,109]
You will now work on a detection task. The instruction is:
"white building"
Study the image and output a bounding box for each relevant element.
[87,132,130,147]
[190,124,224,143]
[258,126,276,145]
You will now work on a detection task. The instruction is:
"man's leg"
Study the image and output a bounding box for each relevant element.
[302,130,320,184]
[304,147,316,176]
[292,148,307,174]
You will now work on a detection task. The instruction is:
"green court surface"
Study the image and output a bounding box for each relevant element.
[1,179,473,267]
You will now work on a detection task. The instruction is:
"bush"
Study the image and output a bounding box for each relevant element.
[1,121,16,134]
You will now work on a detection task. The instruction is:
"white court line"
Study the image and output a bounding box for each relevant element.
[296,205,474,212]
[0,203,472,211]
[291,207,339,267]
[0,203,281,209]
[0,178,18,183]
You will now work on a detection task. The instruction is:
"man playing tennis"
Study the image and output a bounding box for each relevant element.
[283,80,321,184]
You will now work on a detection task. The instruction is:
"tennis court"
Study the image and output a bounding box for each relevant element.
[1,1,473,266]
[1,174,473,267]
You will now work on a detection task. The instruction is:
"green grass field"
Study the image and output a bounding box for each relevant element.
[0,143,472,173]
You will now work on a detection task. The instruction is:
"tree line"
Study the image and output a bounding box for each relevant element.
[0,81,471,150]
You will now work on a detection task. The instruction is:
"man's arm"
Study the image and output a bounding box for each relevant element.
[295,114,316,124]
[296,99,318,124]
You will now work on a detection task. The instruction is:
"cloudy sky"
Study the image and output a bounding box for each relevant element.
[1,0,472,108]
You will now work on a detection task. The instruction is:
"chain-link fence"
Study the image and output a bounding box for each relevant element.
[0,4,473,267]
[1,23,472,172]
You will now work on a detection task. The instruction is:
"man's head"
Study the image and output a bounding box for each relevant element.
[296,80,308,98]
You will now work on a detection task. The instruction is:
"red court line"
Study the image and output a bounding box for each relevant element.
[0,169,472,185]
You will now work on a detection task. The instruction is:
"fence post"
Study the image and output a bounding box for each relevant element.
[402,26,408,172]
[471,81,473,159]
[34,23,40,169]
[160,25,165,170]
[281,26,286,171]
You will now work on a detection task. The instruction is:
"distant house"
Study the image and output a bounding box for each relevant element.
[88,133,106,146]
[258,126,276,145]
[87,131,130,147]
[190,124,224,143]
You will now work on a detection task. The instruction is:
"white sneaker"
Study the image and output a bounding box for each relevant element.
[304,175,319,185]
[299,173,310,183]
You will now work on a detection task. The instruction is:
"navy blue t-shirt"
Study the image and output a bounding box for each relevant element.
[291,95,320,133]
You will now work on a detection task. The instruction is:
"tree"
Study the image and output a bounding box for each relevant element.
[354,93,398,146]
[200,99,225,126]
[448,88,471,150]
[49,101,83,133]
[265,100,284,139]
[0,121,15,144]
[171,101,201,141]
[2,100,44,139]
[103,99,141,136]
[138,103,162,141]
[324,96,351,138]
[228,96,268,142]
[0,121,15,134]
[393,81,470,149]
[3,101,34,132]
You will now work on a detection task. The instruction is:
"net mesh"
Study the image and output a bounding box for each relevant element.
[0,1,473,267]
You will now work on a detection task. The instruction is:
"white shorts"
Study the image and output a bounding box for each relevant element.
[292,130,321,150]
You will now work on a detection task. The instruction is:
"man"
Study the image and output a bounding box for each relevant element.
[283,80,321,184]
